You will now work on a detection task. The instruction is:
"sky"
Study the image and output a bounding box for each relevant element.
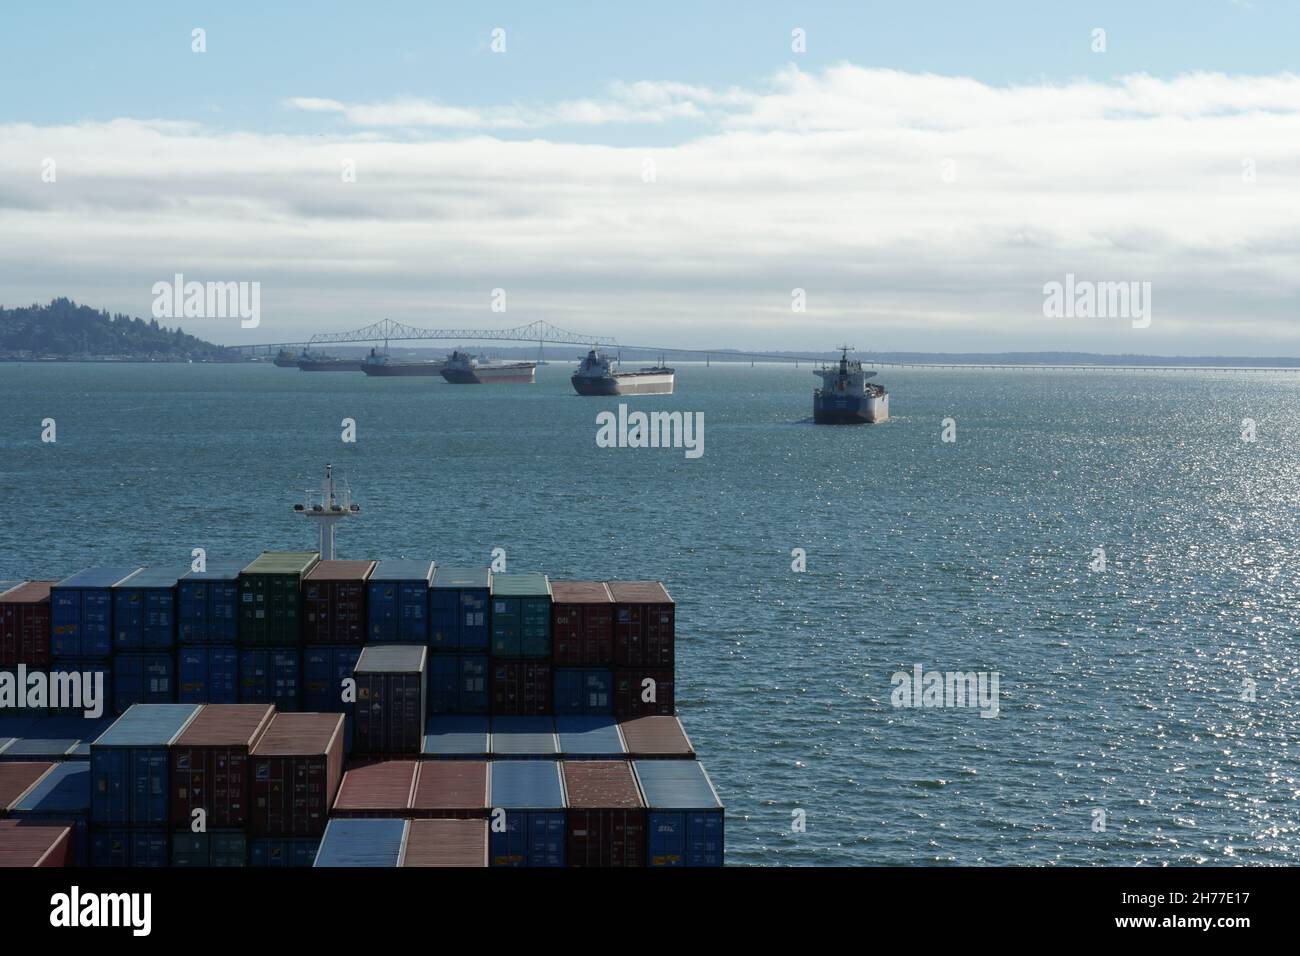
[1,1,1297,354]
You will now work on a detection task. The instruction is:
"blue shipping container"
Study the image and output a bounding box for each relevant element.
[0,714,111,761]
[302,645,362,712]
[490,717,558,757]
[90,829,168,867]
[112,567,183,652]
[239,648,300,711]
[553,668,612,715]
[177,646,239,704]
[423,715,491,758]
[51,567,140,659]
[555,716,626,758]
[634,760,725,867]
[367,560,435,643]
[427,654,489,715]
[48,660,112,718]
[178,561,244,644]
[113,653,174,713]
[314,818,407,867]
[9,761,91,865]
[90,703,201,827]
[429,567,490,652]
[488,760,566,867]
[250,837,321,867]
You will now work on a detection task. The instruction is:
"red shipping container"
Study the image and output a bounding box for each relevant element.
[618,716,695,758]
[410,761,489,820]
[561,761,645,867]
[332,760,418,818]
[612,669,675,720]
[249,712,345,836]
[171,703,275,829]
[551,581,614,666]
[0,820,72,867]
[0,582,54,668]
[608,582,674,668]
[490,661,552,716]
[301,561,375,644]
[402,818,487,867]
[0,762,54,813]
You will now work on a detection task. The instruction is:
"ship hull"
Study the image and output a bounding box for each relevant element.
[360,363,444,376]
[441,365,536,384]
[813,392,889,424]
[571,372,675,396]
[299,360,364,372]
[273,358,298,368]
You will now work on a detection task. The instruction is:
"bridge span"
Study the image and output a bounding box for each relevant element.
[229,319,1300,372]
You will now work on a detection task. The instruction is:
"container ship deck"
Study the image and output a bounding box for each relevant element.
[0,561,721,868]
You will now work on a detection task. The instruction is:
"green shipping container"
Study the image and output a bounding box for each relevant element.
[237,552,319,646]
[490,573,553,659]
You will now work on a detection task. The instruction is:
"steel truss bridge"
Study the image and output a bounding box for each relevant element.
[229,319,1300,371]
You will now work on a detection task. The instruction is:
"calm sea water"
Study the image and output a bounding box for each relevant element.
[2,362,1298,866]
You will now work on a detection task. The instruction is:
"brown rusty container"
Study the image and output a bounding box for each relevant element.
[561,761,645,867]
[302,560,376,645]
[618,716,695,758]
[171,703,275,829]
[0,820,72,866]
[608,581,674,668]
[550,581,614,666]
[332,760,418,818]
[0,581,55,668]
[0,762,54,813]
[410,760,489,819]
[249,712,345,836]
[402,818,488,867]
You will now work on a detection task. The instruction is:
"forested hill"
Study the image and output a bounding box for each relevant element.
[0,298,235,360]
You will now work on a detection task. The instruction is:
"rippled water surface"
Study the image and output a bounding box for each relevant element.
[2,362,1298,865]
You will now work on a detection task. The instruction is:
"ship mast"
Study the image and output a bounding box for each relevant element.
[293,463,360,559]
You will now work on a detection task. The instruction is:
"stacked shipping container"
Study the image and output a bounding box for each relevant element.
[89,703,201,866]
[237,552,318,712]
[249,712,345,847]
[608,581,675,720]
[427,567,489,720]
[0,582,54,670]
[353,646,426,754]
[367,560,435,643]
[177,561,244,707]
[0,553,721,868]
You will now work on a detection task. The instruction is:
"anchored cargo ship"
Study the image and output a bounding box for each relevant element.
[360,348,445,377]
[813,346,889,424]
[298,351,363,372]
[273,349,299,368]
[439,350,536,384]
[571,349,675,396]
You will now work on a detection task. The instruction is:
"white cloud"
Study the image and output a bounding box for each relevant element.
[3,66,1299,353]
